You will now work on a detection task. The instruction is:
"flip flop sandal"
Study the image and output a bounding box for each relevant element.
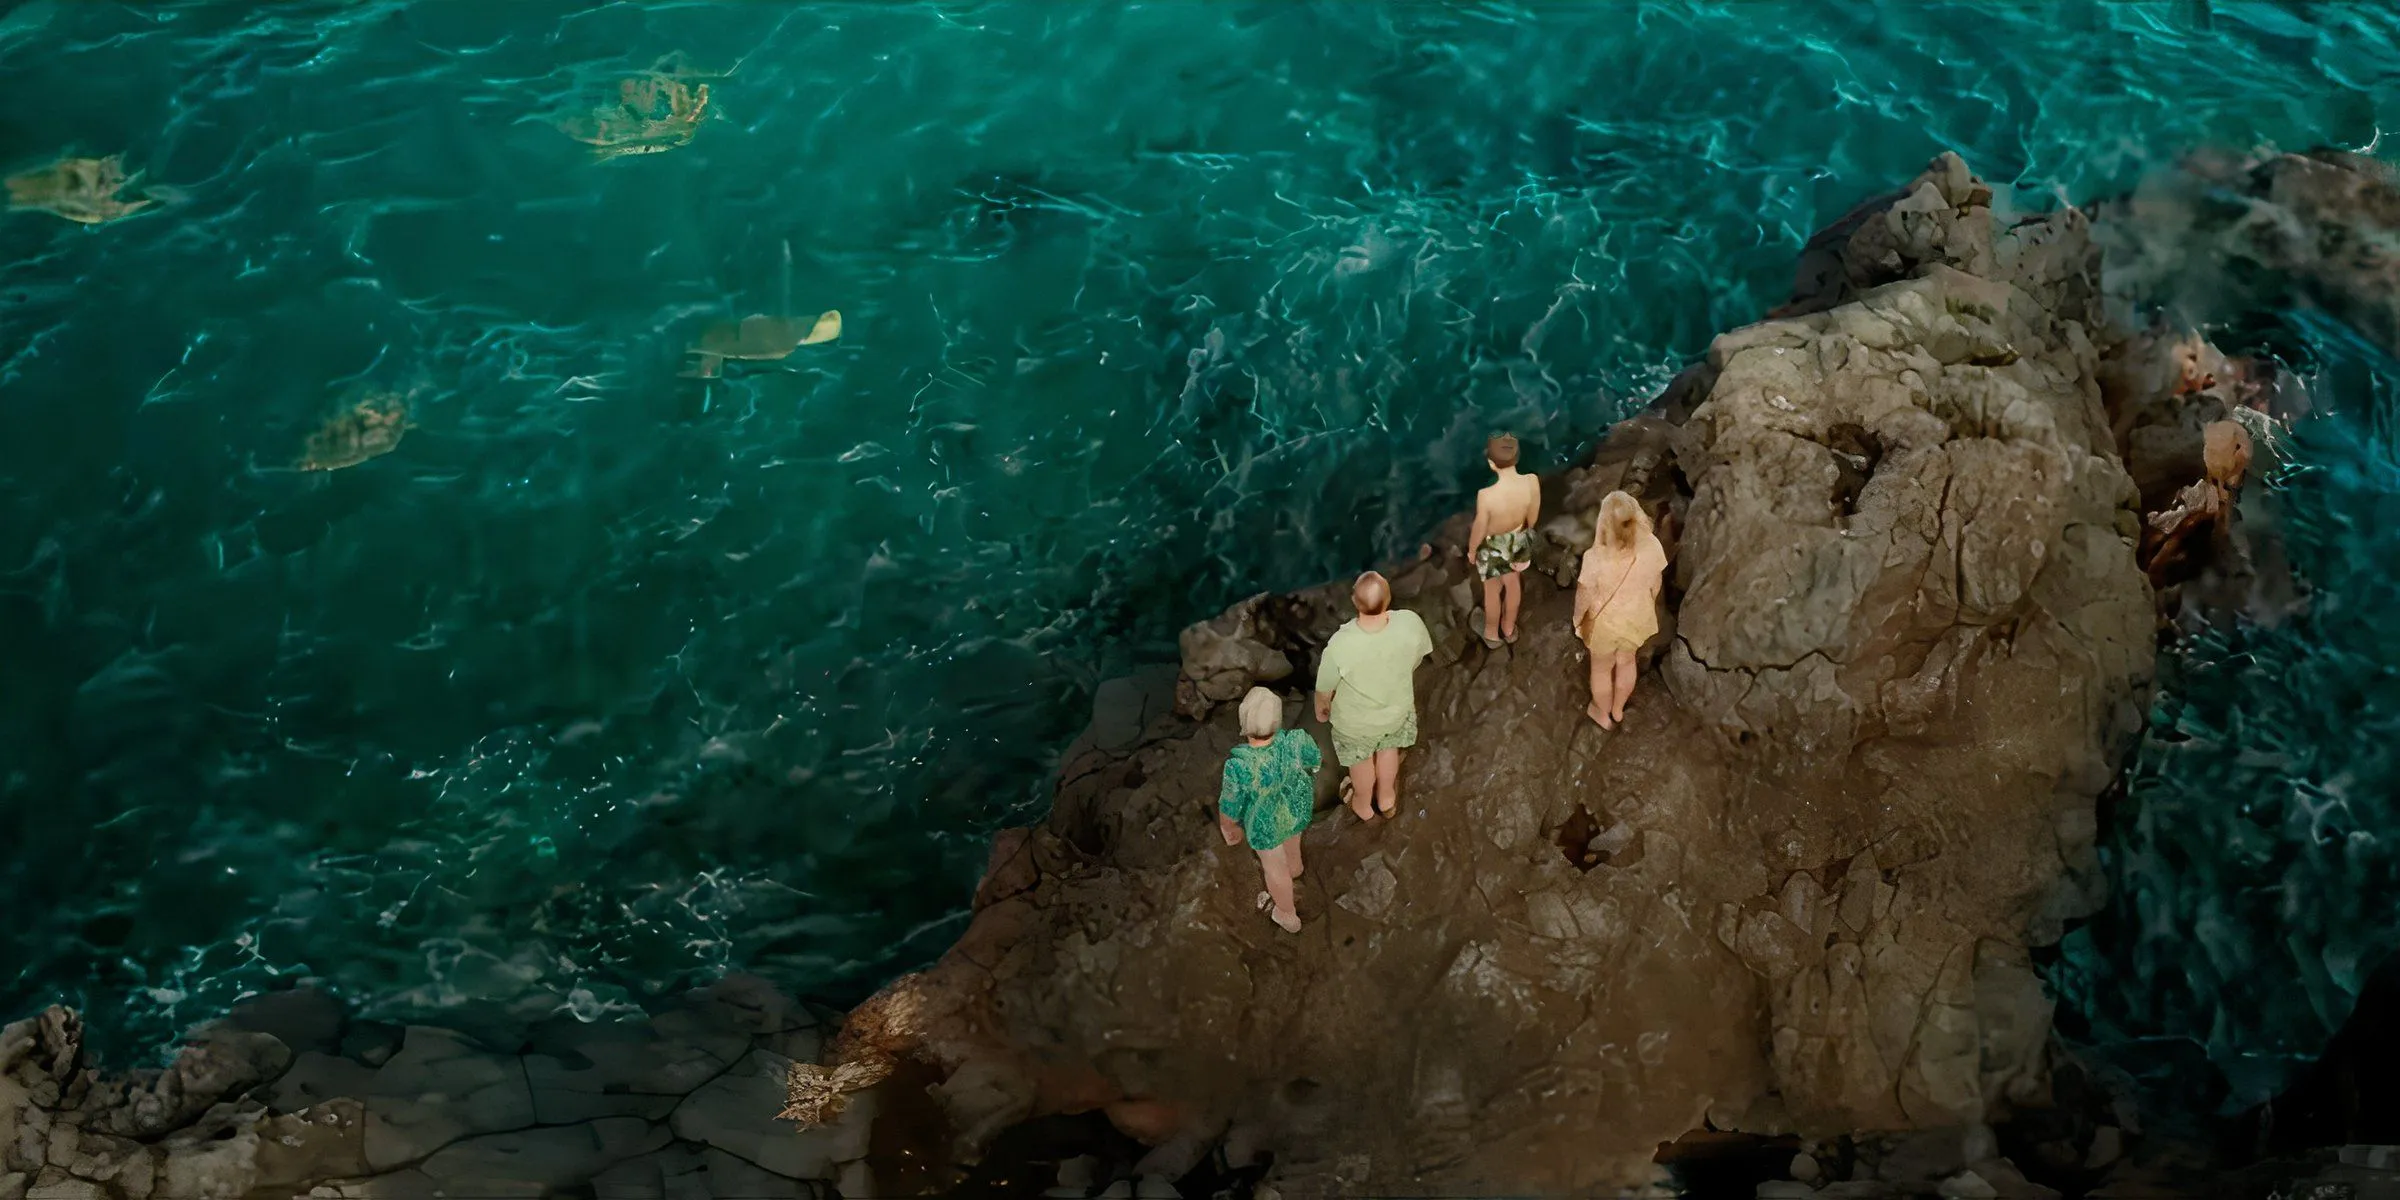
[1503,628,1518,644]
[1271,908,1303,934]
[1481,633,1504,650]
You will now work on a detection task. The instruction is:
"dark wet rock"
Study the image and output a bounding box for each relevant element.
[0,979,862,1200]
[360,1027,536,1171]
[222,987,348,1058]
[1072,665,1179,757]
[673,1050,870,1181]
[513,993,753,1127]
[417,1117,671,1198]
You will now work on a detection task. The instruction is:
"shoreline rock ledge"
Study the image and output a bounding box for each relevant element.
[804,152,2163,1195]
[0,980,870,1199]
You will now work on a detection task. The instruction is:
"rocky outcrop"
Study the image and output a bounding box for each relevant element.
[804,153,2166,1195]
[0,978,872,1200]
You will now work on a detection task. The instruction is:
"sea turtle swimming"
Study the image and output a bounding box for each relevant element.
[681,310,841,379]
[297,387,410,471]
[5,155,154,225]
[556,74,711,161]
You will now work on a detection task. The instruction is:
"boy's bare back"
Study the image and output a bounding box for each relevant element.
[1476,473,1539,534]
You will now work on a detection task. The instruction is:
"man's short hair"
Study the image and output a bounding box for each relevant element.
[1485,433,1520,469]
[1352,571,1390,616]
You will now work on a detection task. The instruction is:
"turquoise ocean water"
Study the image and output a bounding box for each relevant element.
[0,0,2395,1107]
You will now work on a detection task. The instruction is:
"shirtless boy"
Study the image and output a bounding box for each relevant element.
[1466,433,1540,647]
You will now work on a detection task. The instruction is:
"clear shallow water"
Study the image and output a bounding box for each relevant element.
[0,0,2392,1070]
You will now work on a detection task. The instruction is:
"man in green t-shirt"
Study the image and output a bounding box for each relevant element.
[1314,571,1434,821]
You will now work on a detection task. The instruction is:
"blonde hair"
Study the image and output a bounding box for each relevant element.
[1237,687,1282,740]
[2203,420,2252,487]
[1596,490,1650,553]
[1352,571,1390,616]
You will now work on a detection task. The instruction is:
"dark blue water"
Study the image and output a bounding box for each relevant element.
[0,1,2394,1095]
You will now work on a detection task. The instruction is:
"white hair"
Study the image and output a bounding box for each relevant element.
[1238,687,1283,740]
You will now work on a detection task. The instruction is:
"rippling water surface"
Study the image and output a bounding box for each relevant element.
[1,0,2394,1068]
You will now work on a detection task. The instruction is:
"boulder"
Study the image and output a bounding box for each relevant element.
[1173,595,1297,718]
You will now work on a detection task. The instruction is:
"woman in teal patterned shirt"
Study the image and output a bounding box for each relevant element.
[1217,687,1321,933]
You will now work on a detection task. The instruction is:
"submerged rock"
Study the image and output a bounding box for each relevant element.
[297,387,410,472]
[555,73,713,161]
[681,311,842,379]
[4,155,154,226]
[801,152,2160,1194]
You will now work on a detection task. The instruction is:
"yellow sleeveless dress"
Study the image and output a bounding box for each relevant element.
[1576,532,1668,654]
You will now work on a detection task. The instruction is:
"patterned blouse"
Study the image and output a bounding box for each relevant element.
[1217,729,1322,851]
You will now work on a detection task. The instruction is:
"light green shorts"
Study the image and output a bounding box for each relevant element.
[1330,711,1417,768]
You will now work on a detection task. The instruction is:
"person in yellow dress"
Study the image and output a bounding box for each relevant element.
[1573,491,1669,729]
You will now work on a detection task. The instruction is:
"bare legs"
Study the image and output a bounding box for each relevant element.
[1586,647,1640,728]
[1479,567,1525,642]
[1609,648,1638,722]
[1257,840,1301,932]
[1345,748,1403,820]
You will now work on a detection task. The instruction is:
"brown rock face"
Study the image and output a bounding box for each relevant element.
[819,153,2158,1194]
